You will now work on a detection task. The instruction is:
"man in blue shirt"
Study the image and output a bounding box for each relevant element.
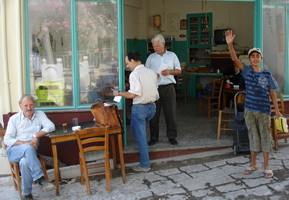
[4,94,56,200]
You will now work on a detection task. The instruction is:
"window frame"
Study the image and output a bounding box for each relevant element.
[24,0,125,110]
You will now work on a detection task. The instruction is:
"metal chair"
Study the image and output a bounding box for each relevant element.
[199,79,224,118]
[75,126,112,195]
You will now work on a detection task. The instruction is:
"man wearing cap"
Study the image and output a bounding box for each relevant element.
[226,30,282,178]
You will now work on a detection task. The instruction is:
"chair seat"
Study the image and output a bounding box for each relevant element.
[222,107,235,114]
[84,150,105,162]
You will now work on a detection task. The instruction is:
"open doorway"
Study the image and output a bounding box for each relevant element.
[123,0,255,152]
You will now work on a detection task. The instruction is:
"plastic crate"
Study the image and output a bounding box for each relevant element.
[36,81,65,107]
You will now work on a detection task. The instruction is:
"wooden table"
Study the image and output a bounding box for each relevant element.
[222,88,245,108]
[49,122,126,196]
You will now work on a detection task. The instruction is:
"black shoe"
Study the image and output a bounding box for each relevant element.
[169,139,178,145]
[148,140,157,146]
[37,176,46,185]
[21,194,33,200]
[38,176,56,192]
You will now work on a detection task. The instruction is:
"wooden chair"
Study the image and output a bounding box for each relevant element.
[199,79,224,118]
[175,74,190,103]
[0,128,5,148]
[270,93,289,150]
[75,126,112,195]
[1,129,48,198]
[90,103,126,184]
[9,154,48,198]
[217,91,246,139]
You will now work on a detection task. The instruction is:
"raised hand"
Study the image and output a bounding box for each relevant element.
[225,29,235,44]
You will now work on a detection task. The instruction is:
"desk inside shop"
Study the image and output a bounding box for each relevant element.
[45,122,126,196]
[184,71,223,99]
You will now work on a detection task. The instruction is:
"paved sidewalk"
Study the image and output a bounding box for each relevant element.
[1,143,289,200]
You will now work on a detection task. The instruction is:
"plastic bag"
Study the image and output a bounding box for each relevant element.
[274,117,288,132]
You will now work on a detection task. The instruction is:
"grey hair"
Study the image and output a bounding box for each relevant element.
[151,34,165,44]
[19,94,36,105]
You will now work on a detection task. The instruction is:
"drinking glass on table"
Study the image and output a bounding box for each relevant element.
[72,117,79,126]
[62,123,67,133]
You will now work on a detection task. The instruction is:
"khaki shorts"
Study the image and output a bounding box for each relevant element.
[244,110,273,152]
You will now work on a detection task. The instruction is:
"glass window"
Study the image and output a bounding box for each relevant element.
[26,0,120,108]
[76,1,119,106]
[263,1,288,95]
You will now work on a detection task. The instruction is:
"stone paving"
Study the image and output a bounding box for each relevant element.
[2,142,289,200]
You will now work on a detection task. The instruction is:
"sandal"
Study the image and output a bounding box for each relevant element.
[244,166,258,175]
[264,170,273,178]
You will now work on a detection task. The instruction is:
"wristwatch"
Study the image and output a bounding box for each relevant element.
[32,134,38,138]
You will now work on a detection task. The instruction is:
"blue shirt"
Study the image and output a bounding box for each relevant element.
[242,65,276,114]
[145,50,181,85]
[4,110,55,147]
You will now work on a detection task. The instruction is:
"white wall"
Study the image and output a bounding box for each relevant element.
[1,0,24,116]
[124,0,254,50]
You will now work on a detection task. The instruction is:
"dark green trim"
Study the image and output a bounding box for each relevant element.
[117,0,127,145]
[71,1,79,107]
[254,0,263,50]
[285,5,289,95]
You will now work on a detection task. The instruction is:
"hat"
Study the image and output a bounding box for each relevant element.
[248,47,263,57]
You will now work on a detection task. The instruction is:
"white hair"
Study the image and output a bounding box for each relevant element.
[151,34,165,44]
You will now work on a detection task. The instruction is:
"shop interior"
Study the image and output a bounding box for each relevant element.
[123,0,255,152]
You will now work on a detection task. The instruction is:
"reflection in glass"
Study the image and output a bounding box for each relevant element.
[77,1,119,105]
[27,0,120,107]
[28,0,72,107]
[263,2,285,93]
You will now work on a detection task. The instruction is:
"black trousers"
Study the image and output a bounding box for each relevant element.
[149,84,177,141]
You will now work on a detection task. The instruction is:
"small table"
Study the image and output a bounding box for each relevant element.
[49,122,126,196]
[222,88,245,108]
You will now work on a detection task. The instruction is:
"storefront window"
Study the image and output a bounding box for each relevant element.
[263,0,288,95]
[76,1,119,105]
[26,0,120,108]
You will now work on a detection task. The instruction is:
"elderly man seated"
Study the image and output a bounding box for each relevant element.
[4,94,56,200]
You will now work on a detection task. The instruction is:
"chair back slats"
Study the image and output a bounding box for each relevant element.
[269,93,289,150]
[215,79,224,110]
[271,93,285,115]
[212,79,224,97]
[175,74,190,103]
[176,74,190,87]
[199,79,224,118]
[76,127,108,158]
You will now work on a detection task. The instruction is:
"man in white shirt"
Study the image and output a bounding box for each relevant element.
[145,34,181,146]
[113,51,159,172]
[4,94,56,200]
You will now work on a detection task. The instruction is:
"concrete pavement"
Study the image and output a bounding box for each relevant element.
[1,142,289,200]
